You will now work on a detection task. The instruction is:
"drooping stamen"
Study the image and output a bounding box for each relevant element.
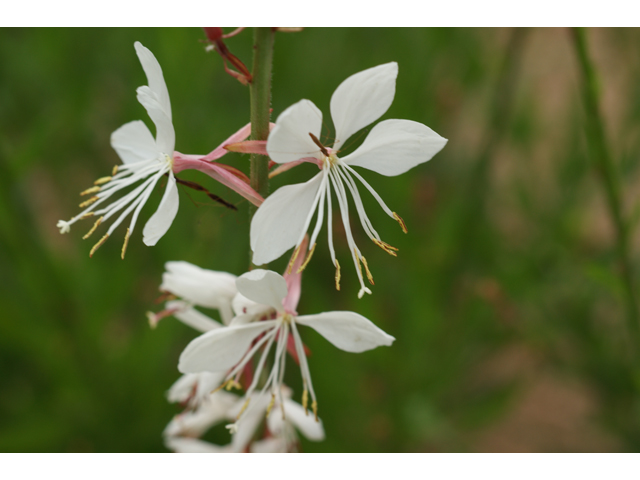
[80,186,101,196]
[312,400,319,422]
[89,233,109,257]
[82,216,103,240]
[393,212,408,233]
[121,228,131,260]
[354,248,364,281]
[79,196,99,208]
[372,238,398,257]
[297,243,316,274]
[287,244,302,274]
[266,393,276,417]
[360,255,374,285]
[94,176,112,185]
[335,259,341,291]
[81,212,95,219]
[302,385,309,416]
[236,398,250,420]
[308,132,329,157]
[112,165,119,176]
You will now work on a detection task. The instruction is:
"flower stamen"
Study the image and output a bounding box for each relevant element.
[94,176,112,185]
[79,196,99,208]
[89,233,109,257]
[121,228,131,260]
[80,186,101,196]
[287,244,302,274]
[308,132,329,157]
[334,260,341,291]
[393,212,408,233]
[297,243,316,274]
[360,255,374,285]
[372,238,399,257]
[82,216,103,240]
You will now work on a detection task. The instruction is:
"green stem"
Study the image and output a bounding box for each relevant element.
[249,27,275,266]
[572,27,640,356]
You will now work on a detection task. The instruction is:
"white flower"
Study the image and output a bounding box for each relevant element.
[148,261,238,330]
[250,63,447,297]
[57,41,178,257]
[177,269,395,425]
[164,386,324,453]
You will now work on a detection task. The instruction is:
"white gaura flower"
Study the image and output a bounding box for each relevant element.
[251,62,447,297]
[57,42,178,258]
[164,387,324,453]
[148,261,238,330]
[178,268,395,429]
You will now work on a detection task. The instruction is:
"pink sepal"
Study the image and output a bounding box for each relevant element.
[224,140,268,155]
[202,122,252,161]
[173,153,264,207]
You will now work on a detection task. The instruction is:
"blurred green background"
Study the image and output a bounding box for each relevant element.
[2,27,640,452]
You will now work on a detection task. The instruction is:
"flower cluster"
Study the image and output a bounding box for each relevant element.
[62,38,446,452]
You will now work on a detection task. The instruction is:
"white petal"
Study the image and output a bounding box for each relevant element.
[267,99,323,164]
[230,395,270,452]
[166,373,200,404]
[250,174,323,265]
[231,291,272,318]
[134,41,171,120]
[166,300,222,332]
[142,173,179,246]
[178,321,277,374]
[162,262,237,309]
[110,120,161,164]
[342,119,447,176]
[282,398,325,441]
[136,86,175,154]
[236,270,288,311]
[163,390,236,437]
[296,311,395,353]
[165,437,229,453]
[330,62,398,147]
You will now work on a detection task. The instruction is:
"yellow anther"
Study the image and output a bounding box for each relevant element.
[361,255,374,285]
[287,244,302,274]
[372,238,398,257]
[312,400,318,422]
[121,228,131,260]
[89,233,109,257]
[112,165,119,176]
[393,212,408,233]
[334,260,341,291]
[94,176,112,185]
[79,196,99,208]
[236,398,250,420]
[266,394,276,417]
[211,382,228,395]
[81,212,95,219]
[302,388,309,415]
[354,249,364,280]
[80,186,101,196]
[82,216,103,240]
[297,243,317,274]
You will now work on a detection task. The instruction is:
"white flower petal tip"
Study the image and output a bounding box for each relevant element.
[142,173,179,246]
[266,99,323,164]
[344,119,448,176]
[254,62,446,296]
[58,44,177,257]
[331,62,398,145]
[297,311,395,353]
[235,269,288,311]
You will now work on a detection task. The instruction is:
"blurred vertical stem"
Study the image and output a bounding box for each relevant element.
[572,27,640,353]
[249,27,275,266]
